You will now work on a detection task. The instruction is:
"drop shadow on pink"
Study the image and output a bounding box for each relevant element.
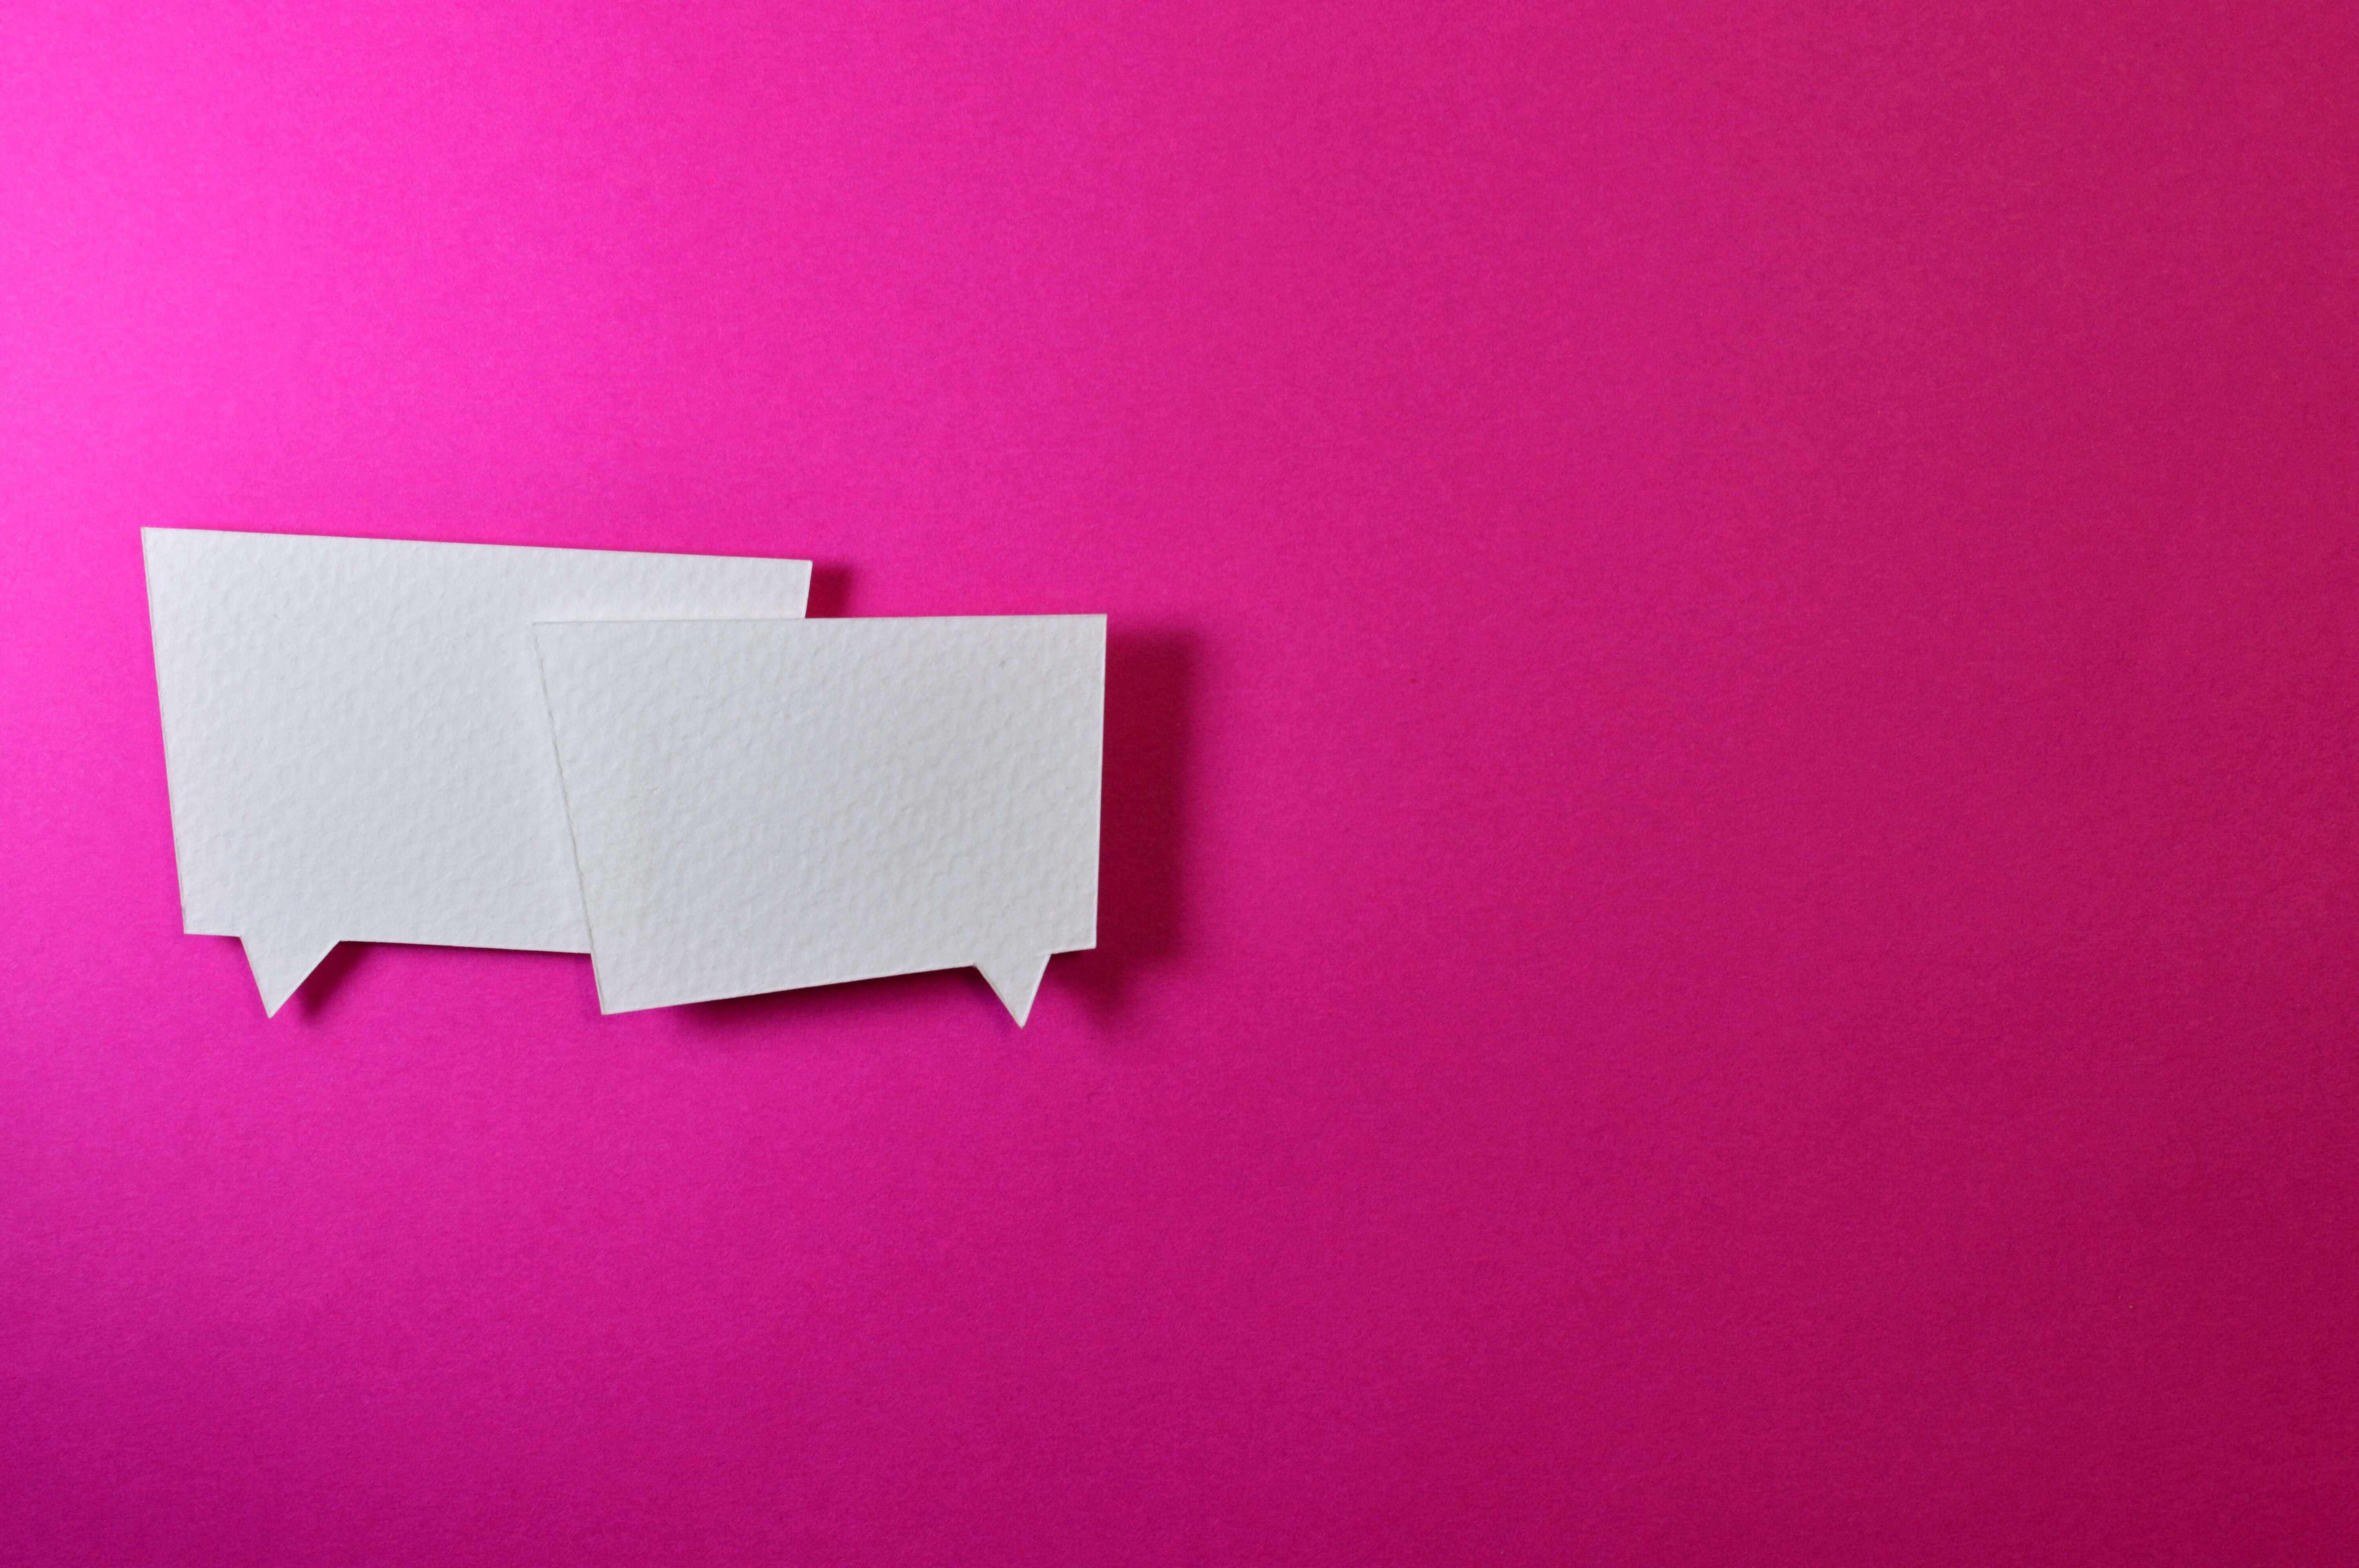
[287,938,369,1018]
[802,561,854,618]
[1057,625,1196,1020]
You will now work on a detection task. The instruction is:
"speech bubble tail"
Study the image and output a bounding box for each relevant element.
[975,954,1050,1027]
[241,934,338,1017]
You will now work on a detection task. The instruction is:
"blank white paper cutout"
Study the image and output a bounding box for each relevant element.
[532,616,1103,1022]
[142,529,811,1014]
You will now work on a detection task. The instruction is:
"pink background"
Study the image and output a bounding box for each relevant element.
[4,3,2356,1563]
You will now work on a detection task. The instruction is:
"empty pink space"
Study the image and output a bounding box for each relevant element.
[4,2,2355,1563]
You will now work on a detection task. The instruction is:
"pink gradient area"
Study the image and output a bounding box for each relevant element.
[5,2,2358,1563]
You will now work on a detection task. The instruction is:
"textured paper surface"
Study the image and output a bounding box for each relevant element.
[534,616,1103,1020]
[142,529,811,1013]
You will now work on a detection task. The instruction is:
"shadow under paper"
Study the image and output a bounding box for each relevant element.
[1054,624,1197,1019]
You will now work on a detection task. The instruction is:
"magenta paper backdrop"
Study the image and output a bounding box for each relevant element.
[5,4,2357,1564]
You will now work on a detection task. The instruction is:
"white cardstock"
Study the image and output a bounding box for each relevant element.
[532,616,1103,1024]
[142,528,811,1014]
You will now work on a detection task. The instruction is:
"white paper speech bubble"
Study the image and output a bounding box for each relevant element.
[531,616,1103,1024]
[142,529,811,1013]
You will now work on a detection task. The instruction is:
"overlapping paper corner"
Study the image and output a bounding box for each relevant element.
[142,528,1104,1024]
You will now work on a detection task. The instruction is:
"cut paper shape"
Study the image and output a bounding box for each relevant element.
[532,616,1103,1022]
[241,933,339,1017]
[976,954,1052,1027]
[142,529,810,1014]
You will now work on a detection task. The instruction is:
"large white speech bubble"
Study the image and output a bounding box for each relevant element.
[531,616,1103,1024]
[142,529,811,1013]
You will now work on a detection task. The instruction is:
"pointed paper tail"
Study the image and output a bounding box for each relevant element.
[241,934,339,1018]
[975,954,1051,1026]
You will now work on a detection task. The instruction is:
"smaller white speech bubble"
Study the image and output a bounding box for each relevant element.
[531,616,1103,1023]
[142,529,811,1014]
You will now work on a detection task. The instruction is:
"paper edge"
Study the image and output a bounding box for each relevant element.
[975,954,1052,1025]
[531,624,612,1016]
[241,933,339,1018]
